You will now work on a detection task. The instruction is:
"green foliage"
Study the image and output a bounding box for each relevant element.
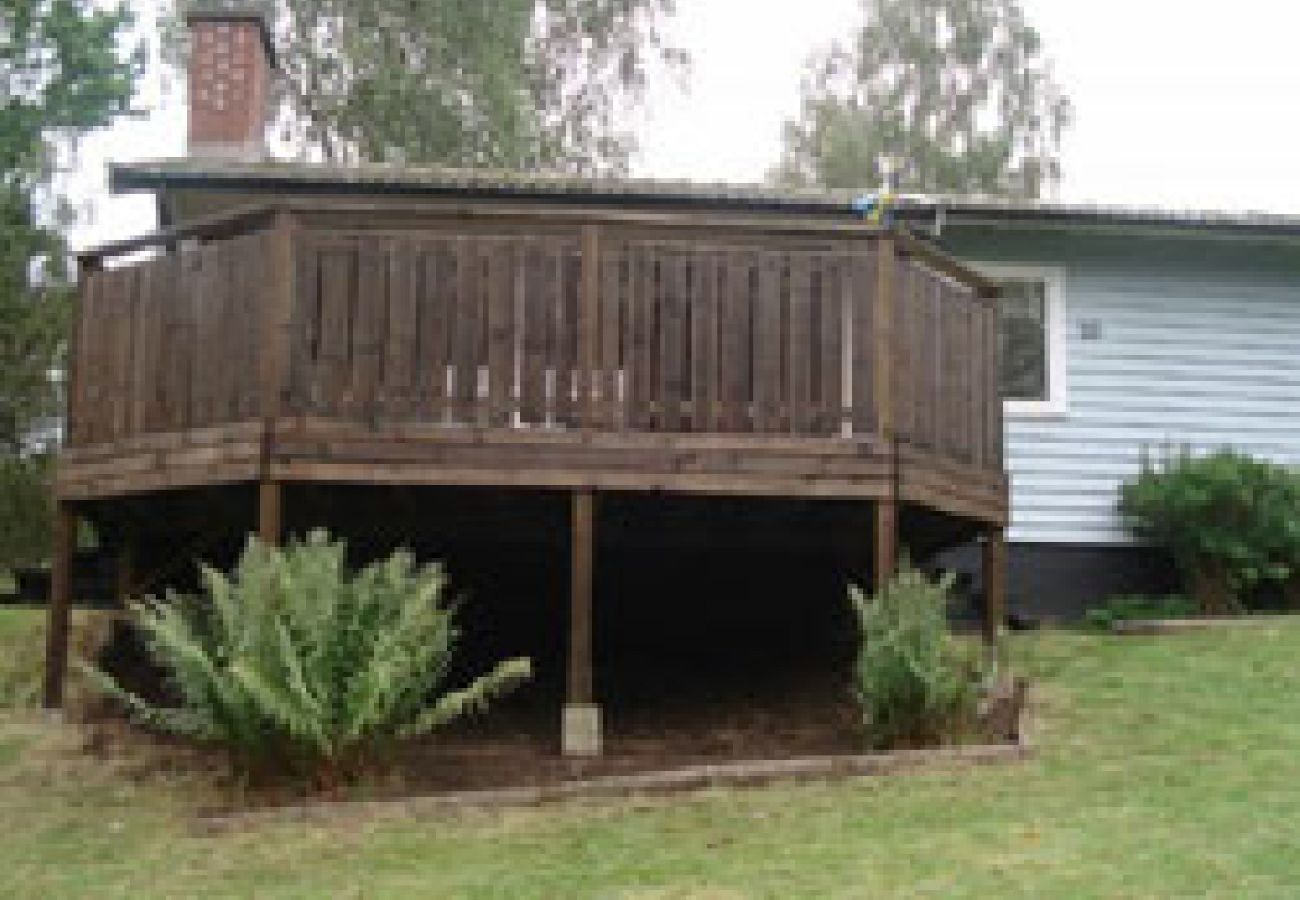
[1119,449,1300,615]
[1,0,141,568]
[849,566,988,749]
[1083,594,1197,632]
[171,0,684,173]
[83,532,531,785]
[775,0,1071,198]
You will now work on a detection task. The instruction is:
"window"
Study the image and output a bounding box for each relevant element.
[975,264,1067,416]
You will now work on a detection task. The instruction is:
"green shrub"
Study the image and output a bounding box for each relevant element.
[1083,595,1197,632]
[1119,449,1300,614]
[849,566,989,750]
[83,531,531,788]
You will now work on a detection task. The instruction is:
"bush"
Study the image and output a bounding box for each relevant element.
[849,566,989,750]
[83,531,531,788]
[1083,594,1197,632]
[1119,449,1300,614]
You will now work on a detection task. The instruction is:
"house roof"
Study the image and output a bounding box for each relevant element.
[111,158,1300,240]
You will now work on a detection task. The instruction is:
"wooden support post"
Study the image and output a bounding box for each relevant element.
[42,502,75,710]
[873,498,898,593]
[982,527,1008,646]
[258,479,283,546]
[564,489,600,757]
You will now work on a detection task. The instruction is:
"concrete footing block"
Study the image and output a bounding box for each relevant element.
[562,703,602,757]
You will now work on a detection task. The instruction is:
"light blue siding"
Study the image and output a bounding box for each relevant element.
[944,230,1300,544]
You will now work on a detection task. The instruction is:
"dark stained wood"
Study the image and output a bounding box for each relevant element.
[982,528,1008,645]
[258,479,282,545]
[579,225,601,427]
[60,203,1005,525]
[568,490,595,705]
[872,237,896,440]
[42,502,74,709]
[873,498,898,593]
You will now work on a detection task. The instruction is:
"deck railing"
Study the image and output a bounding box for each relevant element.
[68,201,1001,472]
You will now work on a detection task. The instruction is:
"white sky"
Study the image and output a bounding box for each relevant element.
[68,0,1300,249]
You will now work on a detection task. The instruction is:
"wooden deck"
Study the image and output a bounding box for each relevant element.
[45,197,1010,718]
[58,200,1007,523]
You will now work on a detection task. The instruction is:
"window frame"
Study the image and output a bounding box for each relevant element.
[972,262,1069,418]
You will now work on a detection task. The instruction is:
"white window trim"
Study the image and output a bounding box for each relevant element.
[972,262,1069,418]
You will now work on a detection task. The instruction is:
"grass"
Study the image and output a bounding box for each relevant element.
[4,611,1300,897]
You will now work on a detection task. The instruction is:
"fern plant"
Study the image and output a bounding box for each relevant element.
[83,531,531,787]
[850,566,988,750]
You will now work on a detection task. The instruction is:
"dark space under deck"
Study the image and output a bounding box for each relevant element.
[75,482,988,753]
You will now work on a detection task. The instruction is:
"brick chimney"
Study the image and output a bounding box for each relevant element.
[186,3,274,161]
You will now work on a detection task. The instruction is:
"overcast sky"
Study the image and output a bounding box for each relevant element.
[68,0,1300,249]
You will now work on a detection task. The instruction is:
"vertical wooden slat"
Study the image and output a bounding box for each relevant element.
[486,239,516,427]
[553,242,577,427]
[599,243,623,428]
[288,234,320,415]
[114,267,137,438]
[383,238,418,421]
[872,237,896,441]
[42,501,74,709]
[849,248,876,434]
[818,255,843,436]
[787,254,813,435]
[659,251,688,431]
[129,261,150,433]
[516,240,544,426]
[452,238,482,424]
[351,237,386,422]
[67,259,101,445]
[317,246,353,418]
[628,245,652,430]
[690,253,717,432]
[264,213,297,426]
[753,253,783,433]
[982,285,1003,469]
[417,241,453,422]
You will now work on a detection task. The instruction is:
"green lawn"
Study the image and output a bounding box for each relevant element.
[4,610,1300,898]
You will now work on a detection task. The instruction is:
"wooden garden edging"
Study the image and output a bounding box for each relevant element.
[193,739,1032,834]
[1111,614,1300,635]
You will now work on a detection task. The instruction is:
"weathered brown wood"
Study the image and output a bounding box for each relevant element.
[873,498,898,592]
[42,502,74,709]
[384,238,418,418]
[568,490,595,705]
[872,237,896,440]
[486,239,516,427]
[579,225,601,428]
[849,250,875,434]
[753,254,782,432]
[982,528,1007,645]
[264,212,296,423]
[258,479,283,545]
[453,238,482,424]
[63,208,1004,520]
